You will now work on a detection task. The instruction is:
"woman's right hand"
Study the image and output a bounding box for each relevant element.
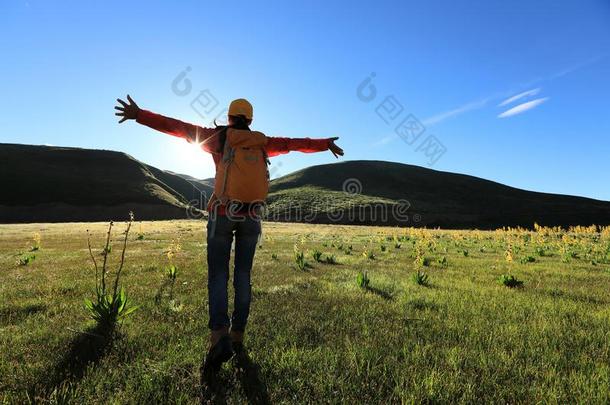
[328,137,344,158]
[115,95,140,123]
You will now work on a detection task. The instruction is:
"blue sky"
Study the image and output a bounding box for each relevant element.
[2,0,609,200]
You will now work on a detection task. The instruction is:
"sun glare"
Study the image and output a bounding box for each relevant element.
[170,139,214,178]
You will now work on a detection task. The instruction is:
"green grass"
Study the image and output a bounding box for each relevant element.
[1,221,610,403]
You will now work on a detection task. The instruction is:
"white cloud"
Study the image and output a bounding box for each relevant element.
[497,97,549,118]
[421,98,490,126]
[498,88,540,106]
[369,54,602,143]
[419,55,604,128]
[549,54,605,80]
[372,133,398,146]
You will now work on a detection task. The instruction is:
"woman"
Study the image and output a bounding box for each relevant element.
[115,95,344,371]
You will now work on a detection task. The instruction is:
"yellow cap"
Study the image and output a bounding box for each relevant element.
[228,98,253,120]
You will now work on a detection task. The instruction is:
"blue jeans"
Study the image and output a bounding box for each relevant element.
[206,215,260,331]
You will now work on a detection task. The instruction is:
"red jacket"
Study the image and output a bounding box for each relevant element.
[136,109,333,213]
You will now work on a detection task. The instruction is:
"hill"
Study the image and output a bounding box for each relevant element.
[164,171,214,204]
[2,144,609,228]
[143,166,213,208]
[0,143,203,223]
[267,160,610,229]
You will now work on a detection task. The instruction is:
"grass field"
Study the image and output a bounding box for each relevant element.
[1,220,610,404]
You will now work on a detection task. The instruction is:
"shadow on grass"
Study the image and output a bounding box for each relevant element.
[200,347,270,405]
[0,303,47,327]
[292,263,315,272]
[234,347,270,404]
[364,285,394,300]
[154,278,175,304]
[321,259,341,266]
[544,288,608,305]
[408,298,439,311]
[29,321,116,400]
[200,374,226,404]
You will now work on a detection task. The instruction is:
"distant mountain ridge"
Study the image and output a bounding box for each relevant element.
[267,160,610,228]
[1,143,609,228]
[0,143,198,222]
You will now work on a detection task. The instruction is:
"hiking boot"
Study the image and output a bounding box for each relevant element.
[210,327,229,346]
[230,329,244,344]
[229,330,247,366]
[203,335,233,373]
[232,340,244,354]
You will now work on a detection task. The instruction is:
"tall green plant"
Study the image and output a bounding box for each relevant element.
[312,249,323,262]
[294,244,307,271]
[85,213,138,327]
[357,270,370,289]
[412,270,429,286]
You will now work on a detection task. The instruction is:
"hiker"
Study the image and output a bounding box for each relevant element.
[114,95,344,371]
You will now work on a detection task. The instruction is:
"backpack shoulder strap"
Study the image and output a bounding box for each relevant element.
[214,125,228,155]
[222,127,234,163]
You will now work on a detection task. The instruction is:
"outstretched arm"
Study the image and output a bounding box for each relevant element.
[265,136,344,158]
[114,95,221,153]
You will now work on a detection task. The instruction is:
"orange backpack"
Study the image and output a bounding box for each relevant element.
[213,128,270,204]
